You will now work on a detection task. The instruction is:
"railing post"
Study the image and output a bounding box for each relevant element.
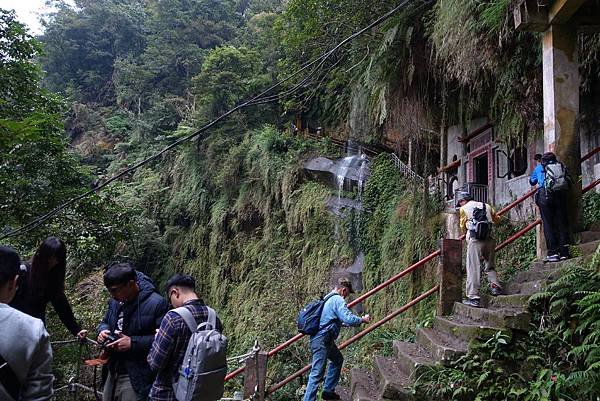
[243,349,268,401]
[437,238,463,316]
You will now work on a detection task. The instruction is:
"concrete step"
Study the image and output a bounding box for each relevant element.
[350,369,378,401]
[512,267,563,284]
[506,279,546,295]
[393,341,434,380]
[433,315,511,342]
[579,230,600,244]
[529,256,584,271]
[579,239,600,256]
[415,328,467,363]
[453,302,531,331]
[483,293,531,309]
[372,356,415,400]
[336,386,351,401]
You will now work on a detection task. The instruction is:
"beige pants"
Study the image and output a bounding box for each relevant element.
[466,237,499,299]
[103,373,137,401]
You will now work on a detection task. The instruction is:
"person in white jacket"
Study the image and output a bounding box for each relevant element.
[0,246,54,401]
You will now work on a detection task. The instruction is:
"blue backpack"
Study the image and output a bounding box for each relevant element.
[297,293,336,336]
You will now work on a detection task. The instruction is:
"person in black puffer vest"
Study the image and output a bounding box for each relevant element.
[97,262,168,401]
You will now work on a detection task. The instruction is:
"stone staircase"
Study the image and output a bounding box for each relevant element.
[338,226,600,401]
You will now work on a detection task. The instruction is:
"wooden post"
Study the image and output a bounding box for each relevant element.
[437,238,463,316]
[244,351,268,401]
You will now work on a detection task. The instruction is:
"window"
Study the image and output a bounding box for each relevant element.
[510,146,528,177]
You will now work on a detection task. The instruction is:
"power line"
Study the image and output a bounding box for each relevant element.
[1,0,420,241]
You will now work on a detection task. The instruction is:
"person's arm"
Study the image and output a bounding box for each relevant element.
[130,297,168,356]
[459,207,468,234]
[20,323,54,401]
[50,292,81,336]
[333,297,362,327]
[490,206,501,225]
[529,165,540,186]
[147,312,177,372]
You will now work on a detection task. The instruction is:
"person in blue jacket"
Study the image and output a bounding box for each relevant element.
[530,152,571,262]
[97,262,168,401]
[303,277,371,401]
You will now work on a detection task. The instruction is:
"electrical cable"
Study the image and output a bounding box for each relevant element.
[1,0,421,240]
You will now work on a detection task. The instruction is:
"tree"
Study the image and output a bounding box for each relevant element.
[0,9,130,261]
[40,0,148,104]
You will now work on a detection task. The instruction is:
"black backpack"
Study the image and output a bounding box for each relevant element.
[469,203,491,240]
[297,293,336,336]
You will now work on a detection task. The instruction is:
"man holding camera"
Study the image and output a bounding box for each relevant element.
[97,263,168,401]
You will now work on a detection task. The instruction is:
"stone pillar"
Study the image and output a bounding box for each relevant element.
[542,24,582,231]
[244,351,268,401]
[437,239,463,316]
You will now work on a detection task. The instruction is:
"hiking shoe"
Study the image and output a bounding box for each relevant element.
[544,254,560,263]
[489,283,503,296]
[462,298,481,308]
[322,391,341,400]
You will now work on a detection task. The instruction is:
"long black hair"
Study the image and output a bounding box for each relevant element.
[28,236,67,299]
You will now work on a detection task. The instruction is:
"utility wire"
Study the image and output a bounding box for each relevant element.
[1,0,418,241]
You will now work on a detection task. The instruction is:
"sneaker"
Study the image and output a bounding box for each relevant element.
[322,391,341,400]
[544,254,560,263]
[560,255,569,261]
[462,298,481,308]
[489,283,503,296]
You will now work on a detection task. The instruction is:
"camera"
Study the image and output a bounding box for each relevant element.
[100,331,119,349]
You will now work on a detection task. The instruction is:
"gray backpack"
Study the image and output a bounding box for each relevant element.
[544,162,569,192]
[172,306,228,401]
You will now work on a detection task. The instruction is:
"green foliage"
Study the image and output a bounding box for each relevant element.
[583,191,600,229]
[193,45,266,120]
[359,155,443,322]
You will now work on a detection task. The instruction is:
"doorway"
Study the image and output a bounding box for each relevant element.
[473,153,488,185]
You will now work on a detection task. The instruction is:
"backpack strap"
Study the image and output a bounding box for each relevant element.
[197,306,217,331]
[171,307,197,333]
[0,352,21,400]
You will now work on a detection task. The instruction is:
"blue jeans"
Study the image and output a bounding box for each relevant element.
[303,331,343,401]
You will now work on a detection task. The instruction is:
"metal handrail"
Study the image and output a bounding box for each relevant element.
[389,153,424,183]
[223,147,599,383]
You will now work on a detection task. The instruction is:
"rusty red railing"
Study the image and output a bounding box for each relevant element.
[224,147,600,387]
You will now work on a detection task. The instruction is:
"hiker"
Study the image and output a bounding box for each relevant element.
[0,246,54,401]
[303,278,371,401]
[530,151,571,262]
[147,274,224,401]
[10,236,88,339]
[97,262,168,401]
[457,191,503,308]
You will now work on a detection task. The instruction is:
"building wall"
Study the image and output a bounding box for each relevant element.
[441,118,599,220]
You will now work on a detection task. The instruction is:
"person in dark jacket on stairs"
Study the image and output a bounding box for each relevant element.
[97,262,168,401]
[303,278,371,401]
[10,236,88,340]
[529,151,571,262]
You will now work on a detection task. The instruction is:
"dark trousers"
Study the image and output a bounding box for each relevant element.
[536,188,570,257]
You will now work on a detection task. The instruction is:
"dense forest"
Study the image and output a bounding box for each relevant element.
[2,0,600,400]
